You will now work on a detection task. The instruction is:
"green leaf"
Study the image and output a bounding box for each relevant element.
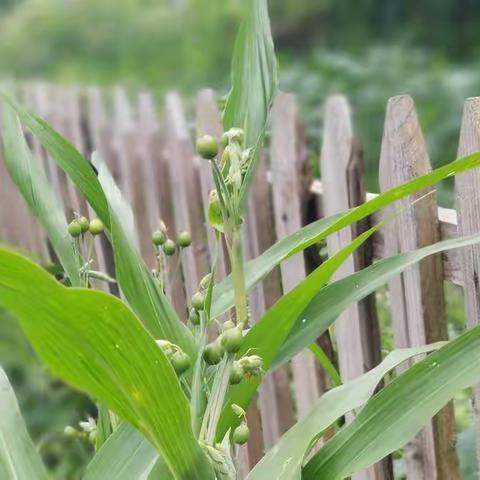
[0,247,214,480]
[303,325,480,479]
[275,232,480,368]
[84,423,171,480]
[93,154,195,357]
[212,152,480,317]
[216,222,381,440]
[0,94,193,354]
[211,213,342,317]
[0,366,48,480]
[1,97,81,286]
[247,343,444,480]
[223,0,278,212]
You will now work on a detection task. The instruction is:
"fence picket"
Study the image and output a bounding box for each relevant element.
[379,95,459,480]
[455,96,480,472]
[320,94,390,480]
[270,92,323,418]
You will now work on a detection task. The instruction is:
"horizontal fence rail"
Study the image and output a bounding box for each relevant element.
[0,83,480,479]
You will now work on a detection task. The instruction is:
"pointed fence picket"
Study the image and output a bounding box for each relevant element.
[1,83,480,478]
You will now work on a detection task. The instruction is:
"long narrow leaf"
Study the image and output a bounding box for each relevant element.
[0,366,48,480]
[275,232,480,368]
[212,152,480,317]
[0,247,214,480]
[0,95,193,354]
[93,154,194,356]
[247,343,444,480]
[211,213,342,317]
[1,99,81,286]
[216,222,382,440]
[303,324,480,479]
[84,423,170,480]
[223,0,278,212]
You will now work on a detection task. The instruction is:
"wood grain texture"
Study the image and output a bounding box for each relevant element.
[270,92,322,419]
[378,95,458,480]
[320,95,389,480]
[455,96,480,471]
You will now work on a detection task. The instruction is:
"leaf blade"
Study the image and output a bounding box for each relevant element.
[247,343,444,480]
[0,366,48,480]
[303,325,480,479]
[0,247,214,480]
[1,99,81,286]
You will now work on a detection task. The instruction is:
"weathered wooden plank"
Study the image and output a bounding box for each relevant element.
[165,92,210,304]
[270,92,322,419]
[455,96,480,471]
[379,95,458,480]
[320,95,389,480]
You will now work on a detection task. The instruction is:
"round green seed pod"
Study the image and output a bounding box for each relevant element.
[162,239,176,256]
[191,291,206,311]
[171,351,191,375]
[233,423,250,445]
[188,308,200,326]
[229,362,244,385]
[221,326,243,353]
[152,230,166,246]
[203,341,224,365]
[89,218,104,236]
[177,230,192,248]
[68,220,82,238]
[196,134,218,160]
[78,217,90,233]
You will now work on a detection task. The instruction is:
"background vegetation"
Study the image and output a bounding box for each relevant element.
[1,0,480,478]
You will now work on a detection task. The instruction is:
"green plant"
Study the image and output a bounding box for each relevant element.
[2,2,480,480]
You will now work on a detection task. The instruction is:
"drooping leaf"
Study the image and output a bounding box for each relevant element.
[0,247,214,480]
[216,222,381,440]
[84,423,170,480]
[1,98,81,286]
[223,0,278,212]
[275,232,480,368]
[93,153,195,356]
[212,152,480,317]
[0,366,48,480]
[303,324,480,479]
[211,213,343,317]
[0,94,193,354]
[247,343,444,480]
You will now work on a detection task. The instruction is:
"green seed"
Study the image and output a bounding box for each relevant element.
[233,423,250,445]
[229,362,244,385]
[78,216,90,233]
[221,326,243,353]
[188,308,200,326]
[163,239,176,256]
[203,341,224,365]
[89,218,104,236]
[152,230,166,246]
[177,230,192,248]
[68,221,82,238]
[171,351,191,375]
[196,134,218,160]
[191,291,205,311]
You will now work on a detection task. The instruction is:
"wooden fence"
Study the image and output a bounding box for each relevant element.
[1,83,480,479]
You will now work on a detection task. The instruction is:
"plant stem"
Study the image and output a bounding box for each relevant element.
[202,225,248,444]
[230,228,248,327]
